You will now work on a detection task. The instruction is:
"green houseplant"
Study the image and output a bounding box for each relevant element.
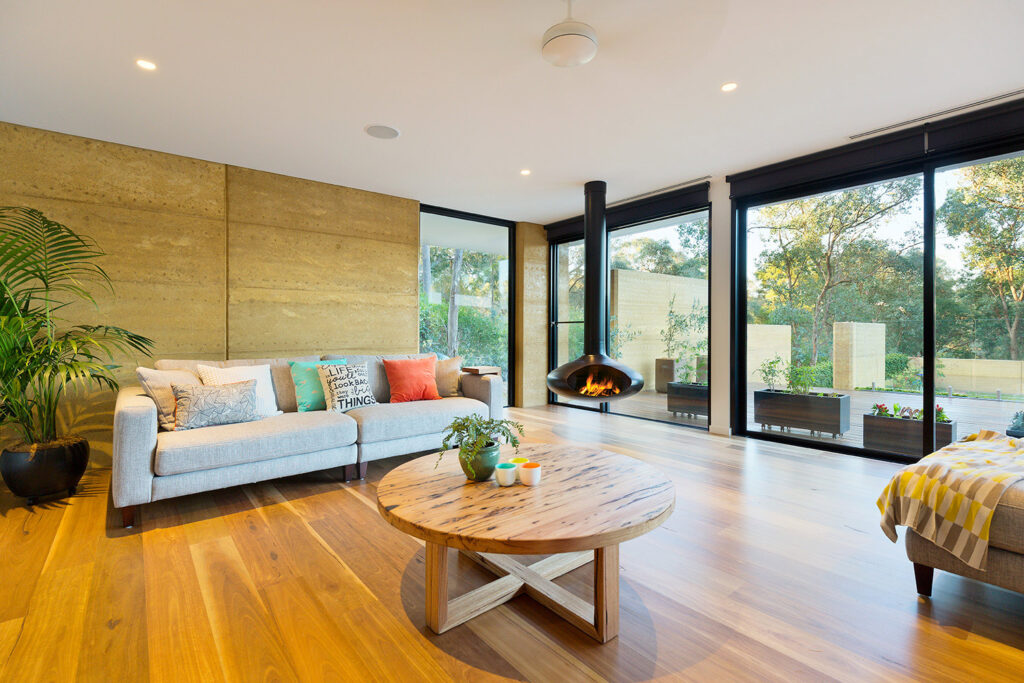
[437,413,525,482]
[0,207,154,504]
[753,355,851,438]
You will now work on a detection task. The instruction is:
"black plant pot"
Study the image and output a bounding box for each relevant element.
[1,436,89,505]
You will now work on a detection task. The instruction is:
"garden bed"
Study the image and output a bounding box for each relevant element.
[667,382,709,417]
[753,390,851,437]
[862,414,957,457]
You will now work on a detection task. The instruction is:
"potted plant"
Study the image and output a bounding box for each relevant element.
[753,355,851,437]
[437,414,525,482]
[667,352,710,418]
[863,402,957,457]
[0,207,154,505]
[1008,411,1024,439]
[656,296,707,393]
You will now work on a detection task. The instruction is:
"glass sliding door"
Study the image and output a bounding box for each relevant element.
[935,149,1024,440]
[607,210,710,427]
[552,239,590,408]
[742,174,926,457]
[419,211,511,404]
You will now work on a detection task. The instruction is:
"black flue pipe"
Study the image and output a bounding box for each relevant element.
[583,180,608,356]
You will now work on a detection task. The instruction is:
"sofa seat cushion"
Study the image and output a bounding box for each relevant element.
[155,410,358,476]
[347,397,486,444]
[990,480,1024,554]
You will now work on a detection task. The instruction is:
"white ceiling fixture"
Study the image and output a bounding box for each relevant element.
[720,82,738,92]
[135,59,156,71]
[541,0,597,67]
[520,169,531,176]
[365,124,400,139]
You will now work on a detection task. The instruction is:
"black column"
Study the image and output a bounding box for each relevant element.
[583,180,608,356]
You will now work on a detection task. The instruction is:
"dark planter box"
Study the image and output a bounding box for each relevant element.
[753,389,850,437]
[862,414,957,457]
[667,382,709,417]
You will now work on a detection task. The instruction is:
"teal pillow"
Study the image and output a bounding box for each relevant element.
[290,360,347,411]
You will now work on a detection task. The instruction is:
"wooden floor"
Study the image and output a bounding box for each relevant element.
[3,405,1024,681]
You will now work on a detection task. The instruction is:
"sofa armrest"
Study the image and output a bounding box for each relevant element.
[112,387,158,508]
[461,373,504,419]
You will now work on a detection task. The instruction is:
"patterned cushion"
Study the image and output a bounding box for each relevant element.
[195,364,282,418]
[290,360,348,412]
[318,363,378,413]
[171,380,260,430]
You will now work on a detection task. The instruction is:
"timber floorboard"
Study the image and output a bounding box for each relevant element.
[3,405,1024,681]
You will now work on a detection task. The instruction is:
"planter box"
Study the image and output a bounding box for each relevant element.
[667,382,709,417]
[862,414,957,457]
[753,389,850,437]
[655,356,709,393]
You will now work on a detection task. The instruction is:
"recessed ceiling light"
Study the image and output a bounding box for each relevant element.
[721,82,738,92]
[520,169,531,176]
[365,125,400,140]
[136,59,157,71]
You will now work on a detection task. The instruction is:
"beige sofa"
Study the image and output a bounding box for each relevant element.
[906,480,1024,596]
[112,353,502,527]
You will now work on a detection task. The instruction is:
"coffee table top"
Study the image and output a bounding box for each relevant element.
[376,444,675,554]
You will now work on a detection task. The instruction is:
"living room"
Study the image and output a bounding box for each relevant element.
[2,1,1024,681]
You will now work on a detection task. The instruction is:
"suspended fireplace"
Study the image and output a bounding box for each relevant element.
[547,181,645,403]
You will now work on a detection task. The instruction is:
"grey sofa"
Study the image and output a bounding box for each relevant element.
[112,353,502,527]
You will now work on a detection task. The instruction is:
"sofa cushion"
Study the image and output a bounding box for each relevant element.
[990,480,1024,554]
[155,410,358,476]
[382,355,441,403]
[321,353,434,403]
[346,396,486,443]
[156,356,319,413]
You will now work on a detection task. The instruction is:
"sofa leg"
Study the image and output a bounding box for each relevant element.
[343,464,357,482]
[121,505,138,529]
[913,562,933,597]
[358,461,368,480]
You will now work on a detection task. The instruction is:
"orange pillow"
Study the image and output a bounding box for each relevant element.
[383,356,442,403]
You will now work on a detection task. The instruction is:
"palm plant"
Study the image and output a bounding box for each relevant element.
[0,207,154,446]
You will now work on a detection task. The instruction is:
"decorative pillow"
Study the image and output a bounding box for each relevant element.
[196,364,281,418]
[435,356,463,397]
[290,359,347,411]
[318,363,378,412]
[136,367,201,431]
[171,380,260,430]
[382,355,442,403]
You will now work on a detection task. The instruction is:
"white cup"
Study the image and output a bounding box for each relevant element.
[494,463,517,487]
[520,463,542,486]
[508,457,530,482]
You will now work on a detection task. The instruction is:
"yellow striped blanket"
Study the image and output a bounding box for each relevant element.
[877,430,1024,570]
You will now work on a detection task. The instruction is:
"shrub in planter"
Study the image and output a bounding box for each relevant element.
[863,403,957,457]
[752,355,851,437]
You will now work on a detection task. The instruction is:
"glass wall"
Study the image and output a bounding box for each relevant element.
[743,174,926,457]
[936,149,1024,440]
[419,212,510,404]
[607,210,710,427]
[552,239,589,408]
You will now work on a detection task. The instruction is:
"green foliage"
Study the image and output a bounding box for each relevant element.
[786,364,815,395]
[756,355,785,391]
[871,402,951,423]
[0,207,155,444]
[609,316,638,359]
[806,360,833,388]
[436,414,525,478]
[1010,411,1024,431]
[884,353,910,378]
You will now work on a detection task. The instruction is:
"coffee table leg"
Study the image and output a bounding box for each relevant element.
[594,545,619,642]
[425,542,448,633]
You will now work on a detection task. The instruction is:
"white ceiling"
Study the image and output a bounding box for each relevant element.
[2,0,1022,224]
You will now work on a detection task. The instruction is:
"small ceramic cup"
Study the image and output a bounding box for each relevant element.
[520,462,542,486]
[494,463,517,487]
[508,457,530,481]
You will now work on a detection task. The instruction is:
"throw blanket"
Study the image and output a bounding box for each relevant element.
[877,430,1024,570]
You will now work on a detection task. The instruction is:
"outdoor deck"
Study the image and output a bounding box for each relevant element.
[576,387,1022,453]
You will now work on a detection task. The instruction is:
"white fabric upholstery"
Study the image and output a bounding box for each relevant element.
[156,356,319,413]
[196,363,282,417]
[346,397,486,443]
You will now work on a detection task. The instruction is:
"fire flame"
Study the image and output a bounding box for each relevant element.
[578,372,621,398]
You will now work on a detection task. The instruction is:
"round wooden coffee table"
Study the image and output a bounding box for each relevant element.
[376,443,675,642]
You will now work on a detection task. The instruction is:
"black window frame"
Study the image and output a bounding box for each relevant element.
[544,183,712,428]
[420,204,517,408]
[728,98,1024,463]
